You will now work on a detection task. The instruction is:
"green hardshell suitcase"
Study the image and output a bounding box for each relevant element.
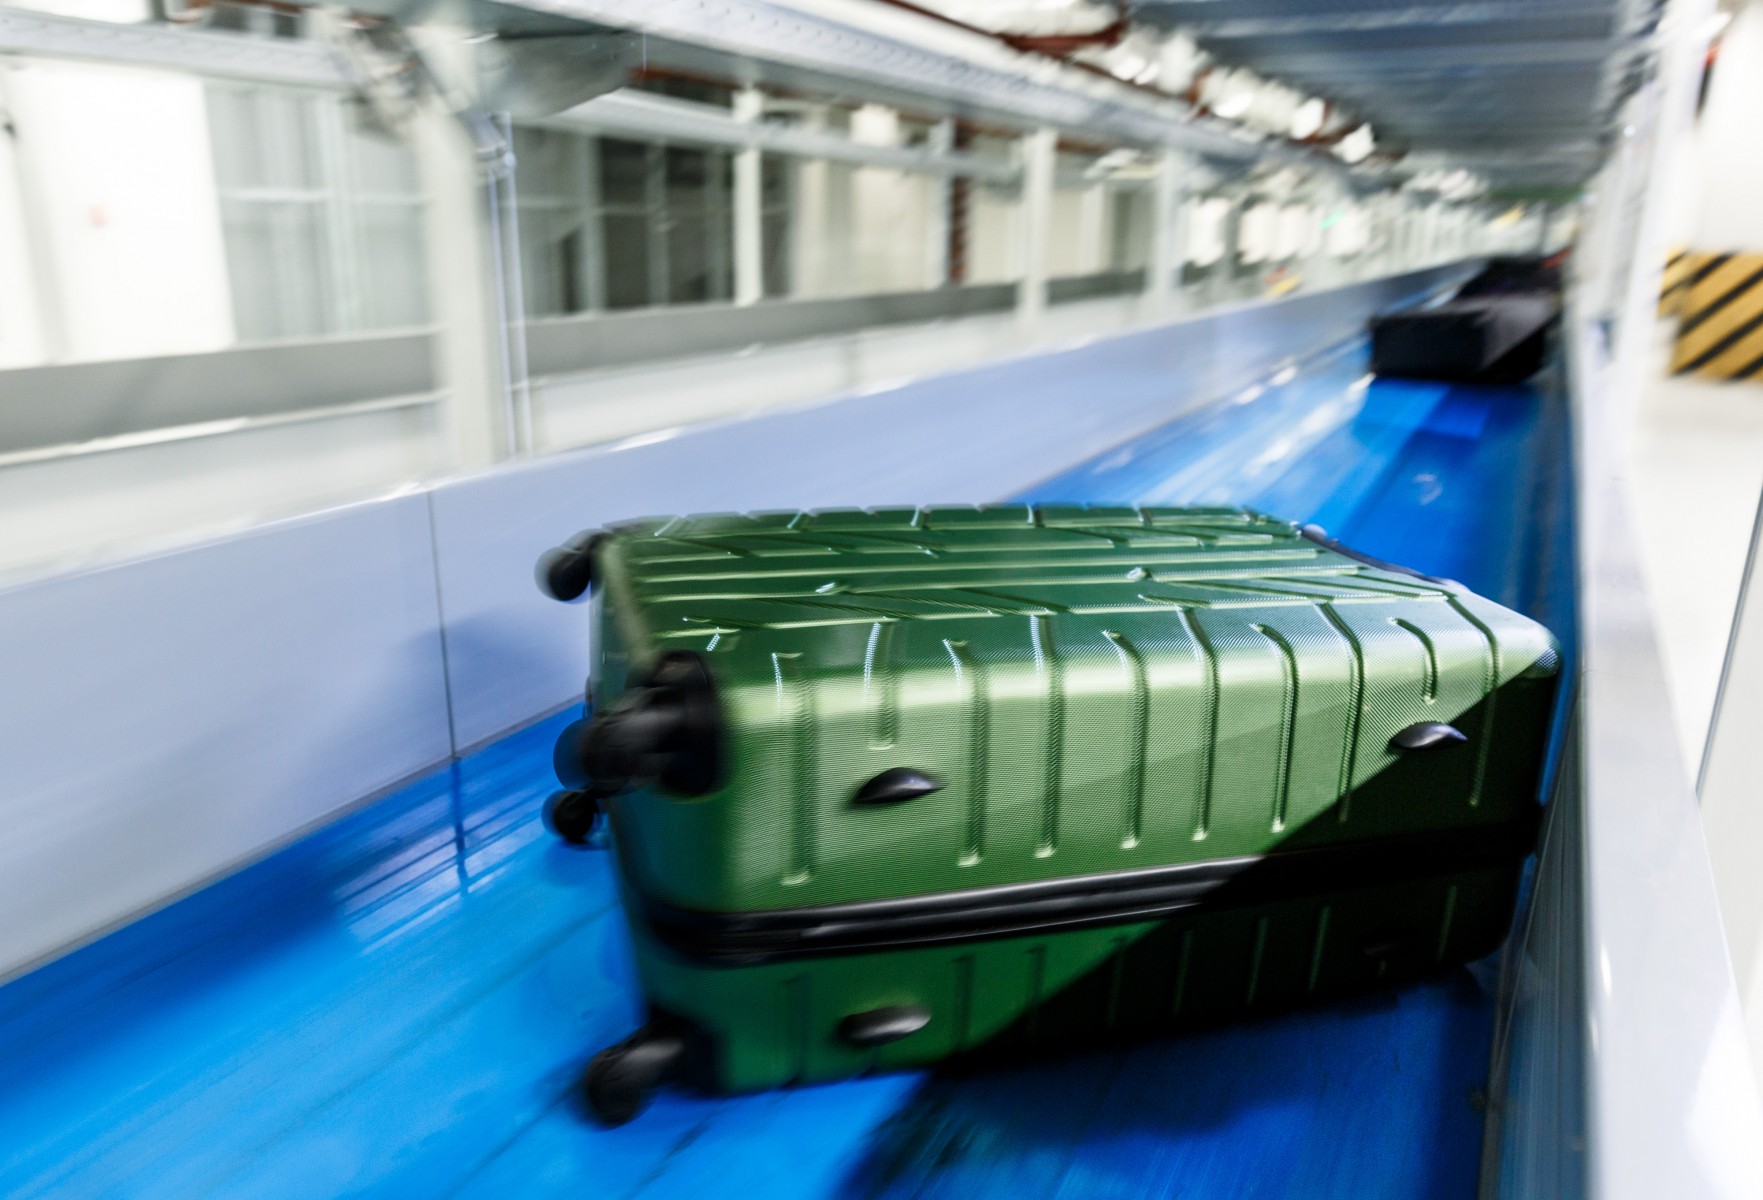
[535,505,1561,1123]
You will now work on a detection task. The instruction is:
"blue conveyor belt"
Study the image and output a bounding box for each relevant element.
[0,341,1573,1200]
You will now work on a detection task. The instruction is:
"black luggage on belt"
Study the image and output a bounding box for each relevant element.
[1370,293,1558,383]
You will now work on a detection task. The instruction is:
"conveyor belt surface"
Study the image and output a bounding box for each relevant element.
[0,340,1572,1200]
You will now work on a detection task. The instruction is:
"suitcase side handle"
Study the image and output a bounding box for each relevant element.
[1391,721,1468,751]
[838,1005,931,1047]
[852,768,944,807]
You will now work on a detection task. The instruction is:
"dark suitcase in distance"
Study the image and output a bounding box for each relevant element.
[535,506,1562,1123]
[1370,294,1558,383]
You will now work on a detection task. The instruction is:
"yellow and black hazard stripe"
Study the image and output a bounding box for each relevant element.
[1659,246,1703,317]
[1671,252,1763,381]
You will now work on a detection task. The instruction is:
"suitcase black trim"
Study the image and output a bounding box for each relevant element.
[629,810,1539,966]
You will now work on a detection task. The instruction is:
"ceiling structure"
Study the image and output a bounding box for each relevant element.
[1130,0,1668,193]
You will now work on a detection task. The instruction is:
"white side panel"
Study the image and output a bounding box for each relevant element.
[0,404,443,580]
[0,495,453,978]
[1564,305,1763,1200]
[1699,488,1763,1089]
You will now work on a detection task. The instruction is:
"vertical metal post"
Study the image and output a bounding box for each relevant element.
[315,94,364,333]
[946,121,974,288]
[1018,126,1055,325]
[1146,147,1185,314]
[705,145,733,302]
[483,111,534,456]
[1075,177,1105,277]
[925,118,952,288]
[411,99,507,466]
[1217,192,1245,303]
[791,106,828,298]
[644,142,668,305]
[732,86,764,306]
[575,133,607,312]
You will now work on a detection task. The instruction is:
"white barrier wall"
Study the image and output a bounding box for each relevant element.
[0,264,1469,980]
[0,496,453,978]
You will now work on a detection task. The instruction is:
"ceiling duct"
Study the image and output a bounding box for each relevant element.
[471,30,640,118]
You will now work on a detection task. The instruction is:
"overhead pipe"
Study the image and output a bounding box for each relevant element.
[863,0,1361,164]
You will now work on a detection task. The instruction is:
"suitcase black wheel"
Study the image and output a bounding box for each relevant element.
[584,1025,687,1125]
[556,653,723,800]
[543,789,602,844]
[536,531,607,602]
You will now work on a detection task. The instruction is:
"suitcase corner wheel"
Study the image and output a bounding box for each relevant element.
[535,530,609,603]
[551,651,723,799]
[542,789,604,844]
[541,649,723,846]
[579,1004,934,1125]
[582,1022,690,1125]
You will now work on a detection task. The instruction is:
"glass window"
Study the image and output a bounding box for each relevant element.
[1110,188,1151,272]
[218,200,333,340]
[599,137,648,207]
[514,127,596,318]
[515,132,740,313]
[761,156,792,298]
[603,213,650,310]
[206,83,428,341]
[661,147,733,305]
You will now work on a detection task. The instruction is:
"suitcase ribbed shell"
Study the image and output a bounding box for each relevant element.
[591,505,1560,916]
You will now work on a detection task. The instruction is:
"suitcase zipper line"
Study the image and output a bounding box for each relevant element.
[633,813,1538,965]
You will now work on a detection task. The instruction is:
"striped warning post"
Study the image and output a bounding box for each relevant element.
[1671,251,1763,381]
[1659,246,1702,317]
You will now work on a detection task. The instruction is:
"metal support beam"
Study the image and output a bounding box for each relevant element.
[731,87,764,306]
[1166,1,1617,38]
[1145,147,1187,312]
[575,130,608,313]
[544,89,1022,186]
[0,7,349,87]
[411,102,507,467]
[924,119,953,288]
[1018,128,1056,326]
[453,0,1311,165]
[1238,38,1650,77]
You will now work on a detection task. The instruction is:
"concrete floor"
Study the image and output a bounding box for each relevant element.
[1628,326,1763,774]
